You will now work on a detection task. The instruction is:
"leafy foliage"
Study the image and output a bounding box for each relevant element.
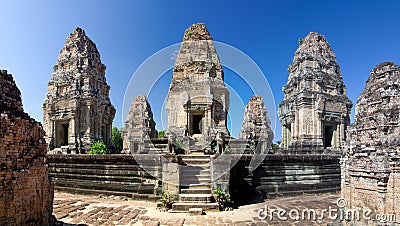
[176,139,184,149]
[213,187,232,211]
[298,38,303,45]
[112,127,123,152]
[90,141,108,154]
[224,144,231,153]
[160,192,175,211]
[158,130,166,138]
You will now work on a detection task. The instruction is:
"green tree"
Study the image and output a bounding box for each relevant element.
[112,127,123,152]
[90,141,108,154]
[271,140,281,153]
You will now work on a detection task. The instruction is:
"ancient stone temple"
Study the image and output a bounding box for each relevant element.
[165,23,230,147]
[342,62,400,225]
[239,95,273,152]
[0,70,54,225]
[122,95,157,153]
[278,32,352,151]
[43,27,115,153]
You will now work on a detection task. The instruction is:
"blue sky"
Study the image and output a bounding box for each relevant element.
[1,1,400,142]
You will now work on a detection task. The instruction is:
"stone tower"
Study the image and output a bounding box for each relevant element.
[122,95,157,153]
[341,62,400,225]
[166,23,230,141]
[1,70,54,225]
[278,32,352,151]
[239,95,274,152]
[43,27,115,153]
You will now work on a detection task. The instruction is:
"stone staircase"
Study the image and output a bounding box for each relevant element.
[172,155,219,212]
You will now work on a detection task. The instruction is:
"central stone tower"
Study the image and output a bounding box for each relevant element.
[166,23,230,142]
[279,32,352,151]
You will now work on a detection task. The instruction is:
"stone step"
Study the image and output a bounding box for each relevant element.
[179,194,213,203]
[180,154,211,159]
[180,178,211,185]
[180,169,210,176]
[180,174,211,180]
[180,188,212,194]
[180,183,211,190]
[171,203,219,212]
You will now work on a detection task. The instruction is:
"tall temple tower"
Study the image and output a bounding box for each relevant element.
[166,23,230,141]
[278,32,352,151]
[43,28,115,153]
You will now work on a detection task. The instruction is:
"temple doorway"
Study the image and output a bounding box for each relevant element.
[324,124,336,148]
[55,121,69,147]
[191,114,204,135]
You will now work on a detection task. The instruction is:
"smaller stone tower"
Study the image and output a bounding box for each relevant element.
[43,28,115,153]
[239,95,274,153]
[122,95,157,153]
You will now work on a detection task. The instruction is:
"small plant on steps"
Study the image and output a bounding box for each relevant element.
[160,192,175,211]
[213,187,233,211]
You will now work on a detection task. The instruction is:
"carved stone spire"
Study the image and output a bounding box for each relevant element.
[43,27,115,153]
[279,32,352,151]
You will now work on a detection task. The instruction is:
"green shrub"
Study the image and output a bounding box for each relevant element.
[176,139,184,149]
[90,141,108,154]
[224,144,230,153]
[160,192,175,211]
[158,130,166,138]
[213,187,232,211]
[112,127,123,152]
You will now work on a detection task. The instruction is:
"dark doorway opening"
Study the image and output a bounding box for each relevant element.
[324,125,335,148]
[62,124,69,146]
[192,114,203,134]
[56,121,69,147]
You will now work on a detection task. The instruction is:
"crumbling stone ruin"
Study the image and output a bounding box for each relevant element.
[165,23,230,149]
[0,70,54,225]
[122,95,157,153]
[278,32,352,152]
[342,62,400,225]
[43,27,115,154]
[239,95,273,152]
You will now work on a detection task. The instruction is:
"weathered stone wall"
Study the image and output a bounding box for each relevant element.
[47,154,162,200]
[43,27,115,153]
[230,154,341,205]
[342,62,400,225]
[0,70,54,225]
[279,32,352,151]
[122,95,157,153]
